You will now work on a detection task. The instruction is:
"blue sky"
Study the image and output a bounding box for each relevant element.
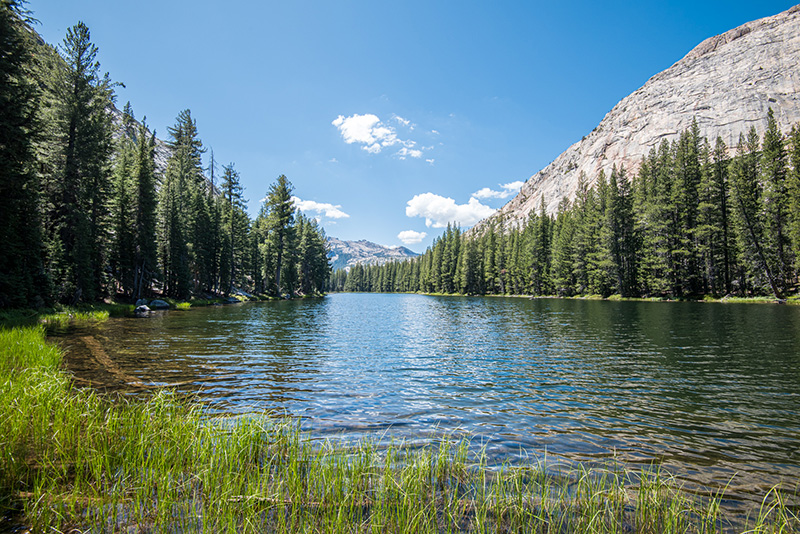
[29,1,796,251]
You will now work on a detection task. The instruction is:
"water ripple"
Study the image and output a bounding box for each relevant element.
[52,293,800,501]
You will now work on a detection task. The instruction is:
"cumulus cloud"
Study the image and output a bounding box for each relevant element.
[405,193,495,228]
[292,196,350,219]
[472,181,525,200]
[332,114,397,153]
[397,230,427,245]
[396,147,422,159]
[332,113,428,159]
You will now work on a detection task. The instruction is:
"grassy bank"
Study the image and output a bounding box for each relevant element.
[1,327,797,533]
[0,293,268,328]
[0,303,133,328]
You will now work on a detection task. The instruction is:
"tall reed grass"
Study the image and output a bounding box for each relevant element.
[0,326,797,532]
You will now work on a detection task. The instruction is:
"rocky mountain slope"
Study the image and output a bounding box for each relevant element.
[327,238,419,271]
[476,4,800,231]
[110,107,171,174]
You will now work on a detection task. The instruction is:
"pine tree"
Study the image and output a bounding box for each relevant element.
[714,136,734,294]
[220,163,246,293]
[673,120,702,295]
[481,224,498,294]
[586,173,611,296]
[529,197,552,295]
[602,166,638,296]
[571,173,594,294]
[264,175,296,296]
[761,108,793,290]
[551,198,576,296]
[296,215,330,295]
[458,238,480,294]
[633,149,658,295]
[204,150,222,292]
[730,128,781,297]
[651,140,681,296]
[0,0,46,307]
[110,107,136,295]
[44,22,116,303]
[789,125,800,278]
[158,109,204,298]
[132,120,158,298]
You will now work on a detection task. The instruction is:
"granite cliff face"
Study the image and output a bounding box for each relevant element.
[110,106,171,175]
[477,5,800,231]
[327,238,419,271]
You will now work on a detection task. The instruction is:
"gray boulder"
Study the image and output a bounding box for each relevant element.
[134,305,151,317]
[149,299,170,310]
[135,298,149,307]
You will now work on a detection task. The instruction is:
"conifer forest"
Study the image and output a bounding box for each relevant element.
[0,3,330,308]
[331,115,800,301]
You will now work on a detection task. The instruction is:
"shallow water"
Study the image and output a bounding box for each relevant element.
[51,293,800,503]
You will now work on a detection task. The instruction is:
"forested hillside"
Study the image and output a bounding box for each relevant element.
[0,2,329,308]
[331,114,800,300]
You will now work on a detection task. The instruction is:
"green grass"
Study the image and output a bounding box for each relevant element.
[0,327,797,533]
[0,303,134,328]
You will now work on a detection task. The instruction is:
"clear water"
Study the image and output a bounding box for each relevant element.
[52,293,800,502]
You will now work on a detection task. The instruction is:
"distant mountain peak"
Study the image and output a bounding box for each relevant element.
[327,237,419,271]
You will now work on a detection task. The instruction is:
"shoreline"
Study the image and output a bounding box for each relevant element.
[329,290,800,305]
[1,322,798,531]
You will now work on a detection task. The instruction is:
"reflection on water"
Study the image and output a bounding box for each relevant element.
[51,294,800,502]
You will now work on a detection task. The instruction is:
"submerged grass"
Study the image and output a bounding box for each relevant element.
[1,327,798,533]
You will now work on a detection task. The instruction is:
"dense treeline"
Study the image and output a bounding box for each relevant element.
[0,3,329,307]
[331,114,800,300]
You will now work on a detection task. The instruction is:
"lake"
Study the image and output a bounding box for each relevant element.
[51,293,800,503]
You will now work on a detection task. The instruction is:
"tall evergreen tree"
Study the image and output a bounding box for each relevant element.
[296,215,330,295]
[0,0,47,307]
[219,163,247,293]
[673,120,702,295]
[44,21,115,303]
[730,128,781,297]
[264,175,296,296]
[789,125,800,276]
[158,109,204,298]
[110,106,136,295]
[603,166,638,296]
[551,199,576,296]
[131,119,158,298]
[761,108,793,290]
[458,237,480,294]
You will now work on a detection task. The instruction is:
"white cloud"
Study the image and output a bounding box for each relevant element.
[397,230,427,245]
[405,193,495,228]
[471,180,525,200]
[426,158,435,165]
[332,114,397,154]
[396,147,423,159]
[332,113,428,159]
[393,115,410,127]
[292,196,350,219]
